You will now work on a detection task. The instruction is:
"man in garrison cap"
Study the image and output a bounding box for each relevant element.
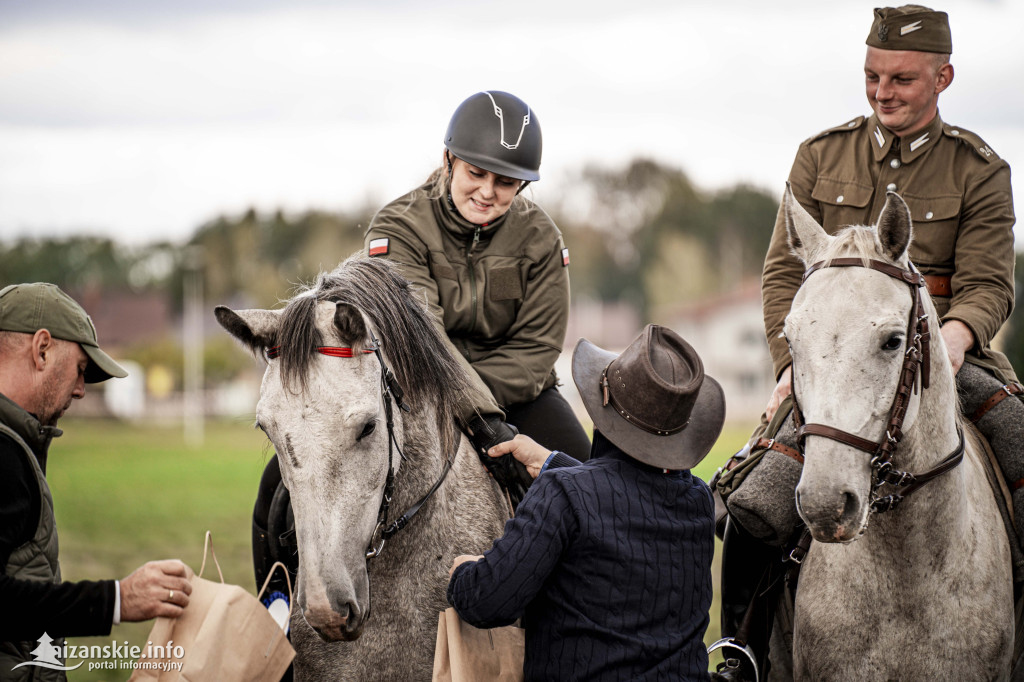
[714,6,1021,681]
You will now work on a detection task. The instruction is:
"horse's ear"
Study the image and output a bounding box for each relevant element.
[783,183,828,265]
[215,306,281,352]
[334,302,369,347]
[876,192,913,263]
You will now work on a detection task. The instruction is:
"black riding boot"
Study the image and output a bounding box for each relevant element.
[712,518,783,681]
[254,455,297,682]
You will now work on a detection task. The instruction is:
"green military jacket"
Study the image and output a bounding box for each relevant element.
[763,113,1017,381]
[364,178,571,422]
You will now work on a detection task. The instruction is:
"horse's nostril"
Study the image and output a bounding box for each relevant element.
[841,490,860,523]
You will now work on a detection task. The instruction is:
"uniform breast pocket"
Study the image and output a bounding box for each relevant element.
[811,177,873,232]
[488,267,524,302]
[900,194,961,267]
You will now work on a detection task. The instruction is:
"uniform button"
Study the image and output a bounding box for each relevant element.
[836,195,844,203]
[848,121,857,128]
[925,211,934,219]
[890,159,901,169]
[886,183,897,192]
[950,129,960,136]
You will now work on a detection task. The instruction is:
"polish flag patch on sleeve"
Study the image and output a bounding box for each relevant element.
[368,238,389,257]
[561,248,570,267]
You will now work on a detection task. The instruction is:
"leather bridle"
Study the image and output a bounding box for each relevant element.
[790,258,964,514]
[266,337,457,559]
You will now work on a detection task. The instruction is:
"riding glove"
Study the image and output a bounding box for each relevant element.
[467,414,534,508]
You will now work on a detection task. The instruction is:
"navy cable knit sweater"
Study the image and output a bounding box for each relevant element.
[447,432,714,681]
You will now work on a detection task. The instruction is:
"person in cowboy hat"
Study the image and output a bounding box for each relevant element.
[447,324,724,681]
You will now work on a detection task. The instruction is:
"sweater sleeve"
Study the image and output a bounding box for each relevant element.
[447,473,576,628]
[0,575,117,640]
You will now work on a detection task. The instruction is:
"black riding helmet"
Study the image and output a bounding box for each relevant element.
[444,91,542,183]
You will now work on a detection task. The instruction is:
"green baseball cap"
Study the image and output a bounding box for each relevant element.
[0,283,128,383]
[866,5,952,54]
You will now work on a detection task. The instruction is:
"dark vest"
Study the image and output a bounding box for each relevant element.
[0,413,67,682]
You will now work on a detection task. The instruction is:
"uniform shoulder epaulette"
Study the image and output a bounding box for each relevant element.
[941,122,1001,163]
[806,116,866,144]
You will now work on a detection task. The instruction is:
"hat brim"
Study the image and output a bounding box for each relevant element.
[572,337,726,470]
[82,344,129,384]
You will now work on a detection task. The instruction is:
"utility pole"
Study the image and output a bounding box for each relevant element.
[183,245,205,448]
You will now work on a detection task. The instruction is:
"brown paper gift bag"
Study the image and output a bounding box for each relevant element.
[129,531,295,682]
[432,607,524,682]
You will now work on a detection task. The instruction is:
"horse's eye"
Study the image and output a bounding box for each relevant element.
[882,334,904,351]
[357,420,377,442]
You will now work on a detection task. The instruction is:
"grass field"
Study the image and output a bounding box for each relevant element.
[43,418,748,681]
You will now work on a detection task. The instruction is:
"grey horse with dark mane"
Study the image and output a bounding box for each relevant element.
[216,256,509,679]
[779,187,1014,680]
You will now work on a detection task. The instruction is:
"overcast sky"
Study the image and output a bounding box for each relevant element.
[1,0,1021,247]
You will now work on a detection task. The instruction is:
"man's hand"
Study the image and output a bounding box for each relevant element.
[488,434,552,480]
[940,320,974,374]
[120,560,193,622]
[449,554,483,577]
[766,365,793,421]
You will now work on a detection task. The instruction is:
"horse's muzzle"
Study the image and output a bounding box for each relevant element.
[304,601,365,642]
[795,485,866,543]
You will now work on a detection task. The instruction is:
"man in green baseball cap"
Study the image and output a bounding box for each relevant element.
[1,283,192,677]
[0,282,128,387]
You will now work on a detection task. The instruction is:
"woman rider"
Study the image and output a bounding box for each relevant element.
[363,90,591,498]
[252,91,590,596]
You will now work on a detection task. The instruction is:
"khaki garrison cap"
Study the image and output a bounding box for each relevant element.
[866,5,952,54]
[0,283,128,383]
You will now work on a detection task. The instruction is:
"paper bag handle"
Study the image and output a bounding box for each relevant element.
[257,561,295,643]
[198,530,225,583]
[257,561,294,611]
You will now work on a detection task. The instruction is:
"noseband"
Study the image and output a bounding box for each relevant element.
[791,258,964,514]
[266,337,457,558]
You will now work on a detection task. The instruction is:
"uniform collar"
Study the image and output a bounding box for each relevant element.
[591,430,690,478]
[437,188,510,240]
[868,113,944,164]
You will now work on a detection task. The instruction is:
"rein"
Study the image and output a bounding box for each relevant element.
[791,258,964,514]
[266,340,457,559]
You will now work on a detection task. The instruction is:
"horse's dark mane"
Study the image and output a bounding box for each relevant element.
[276,256,472,454]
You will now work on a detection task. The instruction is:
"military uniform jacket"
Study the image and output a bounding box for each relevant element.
[763,113,1017,380]
[364,180,570,421]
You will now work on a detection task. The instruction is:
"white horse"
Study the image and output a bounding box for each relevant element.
[782,187,1013,680]
[216,256,508,679]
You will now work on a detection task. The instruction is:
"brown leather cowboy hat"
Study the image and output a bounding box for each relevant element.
[572,324,726,470]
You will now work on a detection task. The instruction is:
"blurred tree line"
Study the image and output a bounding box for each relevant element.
[4,157,1023,386]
